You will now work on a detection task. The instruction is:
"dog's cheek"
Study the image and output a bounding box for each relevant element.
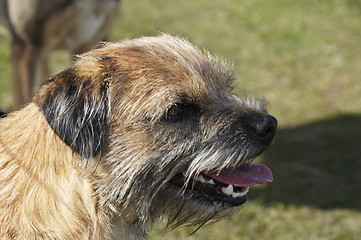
[35,68,110,159]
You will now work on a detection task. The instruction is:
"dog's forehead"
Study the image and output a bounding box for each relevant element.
[88,35,234,100]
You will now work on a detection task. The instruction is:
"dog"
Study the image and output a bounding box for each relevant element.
[0,35,277,239]
[0,0,119,109]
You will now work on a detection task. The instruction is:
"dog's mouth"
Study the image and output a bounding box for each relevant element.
[168,163,273,206]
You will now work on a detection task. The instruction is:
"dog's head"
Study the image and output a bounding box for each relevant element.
[34,34,277,229]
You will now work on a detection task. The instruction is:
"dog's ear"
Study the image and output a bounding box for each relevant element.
[34,58,111,158]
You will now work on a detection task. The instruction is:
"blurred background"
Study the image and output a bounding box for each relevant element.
[1,0,360,239]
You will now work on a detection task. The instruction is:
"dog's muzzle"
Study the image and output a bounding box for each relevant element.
[169,114,277,206]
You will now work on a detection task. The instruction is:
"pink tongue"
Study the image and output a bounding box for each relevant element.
[207,163,273,187]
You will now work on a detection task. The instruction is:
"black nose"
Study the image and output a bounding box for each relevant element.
[250,115,277,144]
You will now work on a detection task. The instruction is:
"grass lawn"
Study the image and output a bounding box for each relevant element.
[1,0,361,239]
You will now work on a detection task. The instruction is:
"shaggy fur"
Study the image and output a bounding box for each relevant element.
[0,35,277,239]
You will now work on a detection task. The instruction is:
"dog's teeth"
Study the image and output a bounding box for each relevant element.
[232,187,249,198]
[197,175,206,183]
[221,184,234,196]
[207,179,215,185]
[232,192,240,198]
[242,187,250,196]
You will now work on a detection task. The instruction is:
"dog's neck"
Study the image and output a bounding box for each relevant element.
[0,103,113,239]
[1,103,79,173]
[0,103,151,239]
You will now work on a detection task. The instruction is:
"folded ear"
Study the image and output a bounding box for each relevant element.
[34,58,111,158]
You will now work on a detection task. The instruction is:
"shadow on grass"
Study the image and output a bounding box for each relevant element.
[250,114,361,210]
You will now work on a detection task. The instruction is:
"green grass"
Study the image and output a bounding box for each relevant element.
[0,35,11,110]
[1,0,361,239]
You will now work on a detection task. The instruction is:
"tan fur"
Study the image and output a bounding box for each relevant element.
[0,104,111,239]
[0,35,277,239]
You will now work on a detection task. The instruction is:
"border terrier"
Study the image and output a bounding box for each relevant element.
[0,35,277,239]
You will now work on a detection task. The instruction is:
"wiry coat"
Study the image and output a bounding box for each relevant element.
[0,35,276,239]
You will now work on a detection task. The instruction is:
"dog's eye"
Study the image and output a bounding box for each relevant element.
[163,103,199,122]
[165,103,185,122]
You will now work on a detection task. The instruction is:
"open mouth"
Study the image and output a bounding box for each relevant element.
[169,163,273,206]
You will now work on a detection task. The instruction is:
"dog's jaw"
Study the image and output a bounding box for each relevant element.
[167,162,272,206]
